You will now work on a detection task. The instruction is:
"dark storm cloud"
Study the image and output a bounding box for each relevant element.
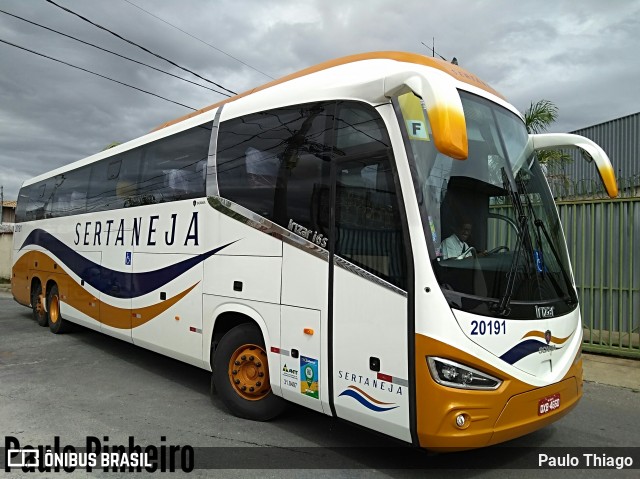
[1,0,639,199]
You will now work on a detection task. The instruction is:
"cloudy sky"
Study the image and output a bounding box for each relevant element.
[1,0,639,199]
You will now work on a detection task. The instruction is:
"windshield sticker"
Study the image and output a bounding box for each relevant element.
[406,120,429,141]
[534,250,546,273]
[428,216,438,243]
[399,93,430,142]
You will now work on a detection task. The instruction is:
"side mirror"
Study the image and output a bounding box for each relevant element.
[385,71,468,160]
[530,133,618,198]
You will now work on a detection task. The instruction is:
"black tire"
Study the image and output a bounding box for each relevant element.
[31,283,48,327]
[212,323,286,421]
[47,284,69,334]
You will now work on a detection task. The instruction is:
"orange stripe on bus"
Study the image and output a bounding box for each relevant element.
[347,386,396,406]
[152,51,504,132]
[13,250,198,329]
[521,331,572,345]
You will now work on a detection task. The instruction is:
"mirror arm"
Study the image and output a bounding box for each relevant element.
[530,133,618,198]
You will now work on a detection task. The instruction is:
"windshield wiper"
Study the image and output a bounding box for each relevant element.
[491,213,530,316]
[491,168,535,316]
[516,171,577,306]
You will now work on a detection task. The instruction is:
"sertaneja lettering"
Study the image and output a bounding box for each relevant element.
[74,212,198,247]
[338,370,403,396]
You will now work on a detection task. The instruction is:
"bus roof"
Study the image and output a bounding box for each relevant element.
[152,51,504,132]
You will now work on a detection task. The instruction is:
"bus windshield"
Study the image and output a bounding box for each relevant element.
[398,90,577,320]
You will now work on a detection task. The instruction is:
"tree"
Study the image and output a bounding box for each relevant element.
[524,99,558,134]
[524,100,572,197]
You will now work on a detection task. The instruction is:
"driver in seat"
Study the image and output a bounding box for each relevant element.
[441,220,486,259]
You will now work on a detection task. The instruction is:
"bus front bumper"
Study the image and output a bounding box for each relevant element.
[415,334,583,451]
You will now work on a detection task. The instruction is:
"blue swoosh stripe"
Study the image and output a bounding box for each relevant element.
[338,389,398,412]
[499,339,545,365]
[20,229,236,299]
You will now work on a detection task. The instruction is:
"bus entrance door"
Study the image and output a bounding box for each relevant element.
[330,156,411,442]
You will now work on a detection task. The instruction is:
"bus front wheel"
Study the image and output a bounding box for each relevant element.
[212,323,285,421]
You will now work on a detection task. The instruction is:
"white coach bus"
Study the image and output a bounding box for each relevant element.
[12,52,617,450]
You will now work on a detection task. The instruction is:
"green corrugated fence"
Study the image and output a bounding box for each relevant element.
[557,198,640,358]
[488,197,639,358]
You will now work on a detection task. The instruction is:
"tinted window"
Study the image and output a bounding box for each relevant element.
[87,150,141,212]
[15,185,32,223]
[217,101,407,287]
[16,123,211,220]
[334,103,407,289]
[48,167,91,218]
[15,183,51,222]
[137,124,210,204]
[335,102,388,152]
[335,157,407,289]
[217,103,333,226]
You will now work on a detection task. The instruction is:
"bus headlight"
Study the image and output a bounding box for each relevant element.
[427,357,502,390]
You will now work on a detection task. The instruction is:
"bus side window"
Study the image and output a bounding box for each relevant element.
[245,147,280,187]
[87,150,141,212]
[14,185,32,223]
[335,160,406,289]
[28,182,49,221]
[333,102,407,290]
[88,160,119,212]
[88,159,124,212]
[217,112,283,219]
[217,102,332,226]
[138,123,209,202]
[48,167,90,218]
[69,191,87,215]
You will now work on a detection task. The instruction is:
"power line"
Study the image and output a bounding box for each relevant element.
[0,38,197,111]
[121,0,274,80]
[45,0,237,95]
[0,9,231,97]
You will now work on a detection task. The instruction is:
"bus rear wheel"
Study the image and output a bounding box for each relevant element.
[212,323,285,421]
[47,284,69,334]
[31,283,48,327]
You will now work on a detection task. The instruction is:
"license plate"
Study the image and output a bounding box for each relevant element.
[538,393,561,415]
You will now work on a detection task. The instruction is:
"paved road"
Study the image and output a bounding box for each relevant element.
[0,291,638,477]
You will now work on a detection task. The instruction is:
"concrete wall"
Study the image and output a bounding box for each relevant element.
[2,208,15,224]
[0,232,12,279]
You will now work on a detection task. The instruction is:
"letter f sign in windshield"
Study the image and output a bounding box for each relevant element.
[406,120,429,141]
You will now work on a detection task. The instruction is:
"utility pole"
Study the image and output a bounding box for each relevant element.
[1,185,3,225]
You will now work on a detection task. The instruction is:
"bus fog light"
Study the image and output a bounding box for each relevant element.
[442,365,458,380]
[456,414,466,428]
[427,357,502,390]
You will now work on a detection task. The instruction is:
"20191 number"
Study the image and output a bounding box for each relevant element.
[470,319,506,335]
